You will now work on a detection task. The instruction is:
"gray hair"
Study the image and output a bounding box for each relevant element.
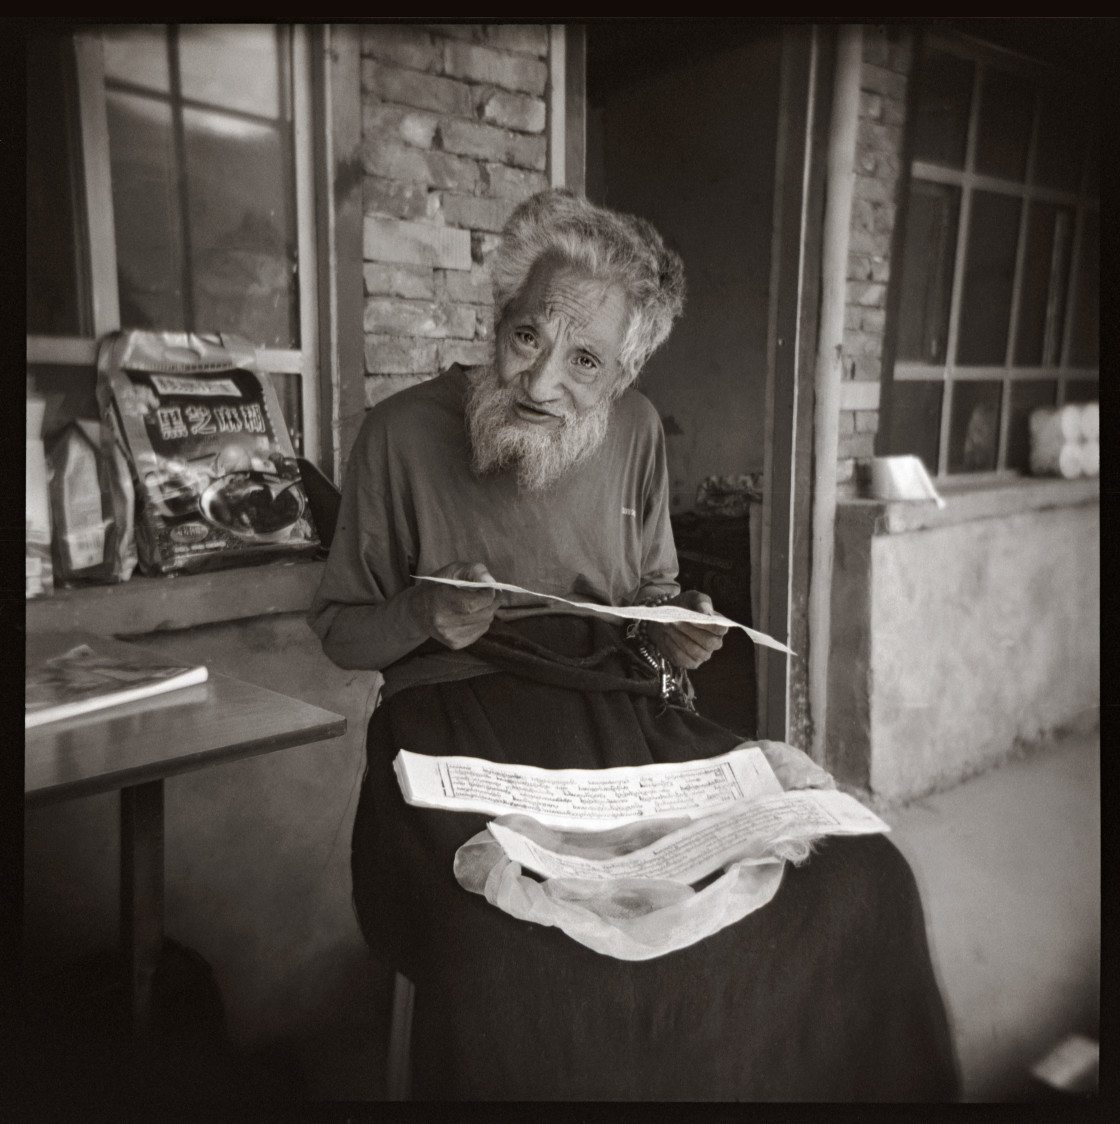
[489,189,686,385]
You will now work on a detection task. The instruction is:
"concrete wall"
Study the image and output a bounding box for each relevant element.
[585,38,781,513]
[827,494,1100,802]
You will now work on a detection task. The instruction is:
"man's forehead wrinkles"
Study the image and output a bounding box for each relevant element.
[538,282,598,331]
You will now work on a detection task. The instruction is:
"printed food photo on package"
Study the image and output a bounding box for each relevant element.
[96,331,320,576]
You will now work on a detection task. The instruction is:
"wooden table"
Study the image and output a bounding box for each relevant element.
[25,631,347,1035]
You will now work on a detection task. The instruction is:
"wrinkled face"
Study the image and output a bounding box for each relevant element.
[464,258,632,491]
[495,258,631,425]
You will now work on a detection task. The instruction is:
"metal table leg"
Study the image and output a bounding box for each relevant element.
[120,779,164,1036]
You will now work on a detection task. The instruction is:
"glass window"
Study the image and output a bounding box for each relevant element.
[1067,210,1099,368]
[975,67,1034,183]
[887,36,1098,476]
[1033,83,1085,194]
[1064,380,1098,405]
[26,34,88,337]
[885,381,942,475]
[1006,380,1057,474]
[896,181,959,364]
[948,381,1002,474]
[956,191,1022,366]
[911,50,974,169]
[27,363,99,438]
[1014,203,1073,367]
[102,25,300,349]
[27,24,322,466]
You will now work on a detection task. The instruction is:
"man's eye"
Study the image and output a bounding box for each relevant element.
[575,354,598,371]
[513,330,537,348]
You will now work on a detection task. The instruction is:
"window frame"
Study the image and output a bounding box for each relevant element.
[887,31,1099,479]
[26,24,325,467]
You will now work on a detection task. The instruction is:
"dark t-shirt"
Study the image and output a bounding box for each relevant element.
[308,366,680,695]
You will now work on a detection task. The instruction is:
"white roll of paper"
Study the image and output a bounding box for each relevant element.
[1079,441,1099,478]
[1079,402,1099,443]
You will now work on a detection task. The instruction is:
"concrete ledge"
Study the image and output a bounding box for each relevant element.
[25,558,326,637]
[838,476,1099,536]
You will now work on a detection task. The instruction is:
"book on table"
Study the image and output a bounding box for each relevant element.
[25,639,209,729]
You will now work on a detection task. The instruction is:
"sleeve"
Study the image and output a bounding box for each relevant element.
[636,408,681,604]
[306,409,431,670]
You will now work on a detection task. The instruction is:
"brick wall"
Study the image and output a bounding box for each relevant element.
[359,23,552,409]
[837,26,915,481]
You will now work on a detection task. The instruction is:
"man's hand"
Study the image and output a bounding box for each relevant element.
[645,590,727,670]
[410,561,498,649]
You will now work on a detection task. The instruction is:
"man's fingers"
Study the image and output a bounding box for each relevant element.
[675,621,728,645]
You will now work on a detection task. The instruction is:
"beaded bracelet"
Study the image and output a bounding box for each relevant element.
[626,591,696,712]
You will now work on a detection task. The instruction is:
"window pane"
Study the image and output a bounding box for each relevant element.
[107,90,189,330]
[1033,84,1084,193]
[184,106,299,348]
[1006,380,1056,474]
[885,380,942,473]
[912,49,974,169]
[974,67,1033,182]
[956,191,1022,366]
[948,380,1002,473]
[269,372,305,457]
[1068,211,1099,368]
[1064,379,1098,405]
[26,34,87,336]
[102,25,171,93]
[104,25,299,348]
[178,25,283,117]
[896,181,960,363]
[1014,203,1073,367]
[28,363,99,437]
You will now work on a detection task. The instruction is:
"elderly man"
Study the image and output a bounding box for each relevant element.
[310,191,957,1101]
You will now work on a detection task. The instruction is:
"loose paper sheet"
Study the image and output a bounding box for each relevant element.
[487,789,890,885]
[414,574,794,654]
[394,744,784,830]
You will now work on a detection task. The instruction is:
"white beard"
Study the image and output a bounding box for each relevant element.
[464,365,613,492]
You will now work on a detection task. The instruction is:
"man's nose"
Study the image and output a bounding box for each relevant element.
[522,349,564,402]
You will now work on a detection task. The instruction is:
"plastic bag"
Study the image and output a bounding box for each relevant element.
[453,741,837,961]
[47,419,137,584]
[97,330,319,576]
[26,395,53,598]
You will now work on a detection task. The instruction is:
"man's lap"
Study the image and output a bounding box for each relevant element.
[350,650,959,1100]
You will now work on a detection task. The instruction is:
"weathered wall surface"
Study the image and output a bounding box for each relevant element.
[837,26,914,483]
[828,499,1100,802]
[359,23,550,423]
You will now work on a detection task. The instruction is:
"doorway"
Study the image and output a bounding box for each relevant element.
[584,22,794,737]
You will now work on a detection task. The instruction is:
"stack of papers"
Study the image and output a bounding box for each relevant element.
[395,745,890,886]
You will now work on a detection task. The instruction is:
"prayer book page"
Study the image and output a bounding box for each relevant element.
[487,789,891,885]
[394,745,784,830]
[413,574,794,654]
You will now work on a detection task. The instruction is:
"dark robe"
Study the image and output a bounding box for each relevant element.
[351,616,960,1101]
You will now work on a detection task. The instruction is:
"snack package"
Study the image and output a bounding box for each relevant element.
[96,330,319,576]
[46,419,137,585]
[26,394,54,598]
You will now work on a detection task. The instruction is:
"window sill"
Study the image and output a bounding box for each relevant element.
[25,556,326,638]
[837,475,1099,536]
